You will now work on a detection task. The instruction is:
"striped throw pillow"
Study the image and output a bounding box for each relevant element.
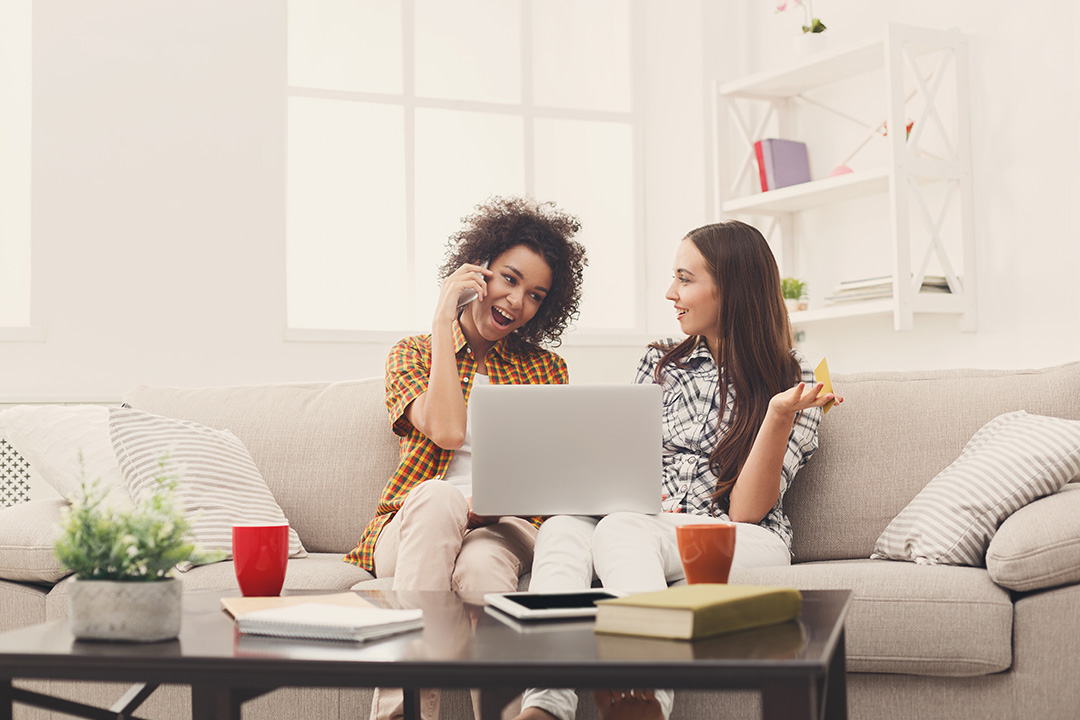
[109,406,306,571]
[872,411,1080,566]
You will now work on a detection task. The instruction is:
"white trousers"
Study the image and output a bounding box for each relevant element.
[521,512,790,720]
[371,480,537,720]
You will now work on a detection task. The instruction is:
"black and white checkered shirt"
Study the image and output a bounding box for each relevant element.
[633,338,822,554]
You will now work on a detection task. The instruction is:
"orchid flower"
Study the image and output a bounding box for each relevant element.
[775,0,825,34]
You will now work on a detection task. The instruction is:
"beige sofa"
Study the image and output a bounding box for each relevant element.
[1,361,1080,719]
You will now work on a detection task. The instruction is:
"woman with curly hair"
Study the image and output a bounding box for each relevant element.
[344,195,587,720]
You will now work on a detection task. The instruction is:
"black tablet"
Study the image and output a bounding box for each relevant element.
[483,590,623,620]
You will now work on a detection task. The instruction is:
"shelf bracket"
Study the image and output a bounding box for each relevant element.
[725,99,776,196]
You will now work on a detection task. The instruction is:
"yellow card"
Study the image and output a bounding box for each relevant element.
[814,357,835,415]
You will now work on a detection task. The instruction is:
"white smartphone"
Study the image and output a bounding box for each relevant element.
[456,288,479,310]
[456,261,488,310]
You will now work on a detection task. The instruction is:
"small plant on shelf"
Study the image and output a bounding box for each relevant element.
[781,277,808,312]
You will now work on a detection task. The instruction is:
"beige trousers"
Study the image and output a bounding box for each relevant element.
[370,480,536,720]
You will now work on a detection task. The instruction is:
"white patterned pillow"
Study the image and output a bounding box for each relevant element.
[109,406,306,571]
[872,411,1080,566]
[0,405,129,507]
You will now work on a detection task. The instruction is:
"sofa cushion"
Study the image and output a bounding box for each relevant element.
[730,559,1013,677]
[122,379,400,555]
[177,553,374,592]
[785,361,1080,563]
[871,411,1080,566]
[0,499,71,583]
[986,484,1080,592]
[0,405,129,508]
[109,406,306,569]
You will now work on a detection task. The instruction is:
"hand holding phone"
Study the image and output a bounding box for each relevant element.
[455,261,489,310]
[456,288,479,310]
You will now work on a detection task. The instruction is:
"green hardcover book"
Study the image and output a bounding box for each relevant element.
[593,584,802,640]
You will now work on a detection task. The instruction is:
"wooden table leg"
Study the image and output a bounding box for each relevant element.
[0,679,12,720]
[403,688,419,720]
[478,687,524,720]
[191,684,243,720]
[761,678,816,720]
[823,629,848,720]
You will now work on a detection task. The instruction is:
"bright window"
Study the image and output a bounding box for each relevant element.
[0,0,33,332]
[285,0,641,337]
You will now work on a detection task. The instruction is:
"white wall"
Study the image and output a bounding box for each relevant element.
[0,0,706,398]
[714,0,1080,374]
[3,0,1078,401]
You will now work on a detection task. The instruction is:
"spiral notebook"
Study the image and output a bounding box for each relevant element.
[235,602,424,642]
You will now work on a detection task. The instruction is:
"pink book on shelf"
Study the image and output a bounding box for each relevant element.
[759,139,810,190]
[753,140,769,191]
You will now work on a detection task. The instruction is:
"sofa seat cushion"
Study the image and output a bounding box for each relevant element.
[987,484,1080,592]
[44,554,374,621]
[729,559,1012,677]
[0,579,49,633]
[0,499,70,584]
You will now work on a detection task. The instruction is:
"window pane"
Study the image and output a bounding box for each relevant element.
[534,119,635,330]
[532,0,632,113]
[413,109,526,326]
[288,0,402,94]
[415,0,521,104]
[0,0,32,327]
[287,98,406,331]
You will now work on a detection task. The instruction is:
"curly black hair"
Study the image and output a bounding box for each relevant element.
[438,196,587,350]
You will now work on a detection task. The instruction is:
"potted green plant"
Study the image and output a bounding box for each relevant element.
[781,277,808,312]
[54,461,203,642]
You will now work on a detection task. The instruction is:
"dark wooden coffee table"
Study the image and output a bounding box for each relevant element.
[0,588,851,720]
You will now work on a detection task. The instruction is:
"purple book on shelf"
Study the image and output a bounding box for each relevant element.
[760,139,810,190]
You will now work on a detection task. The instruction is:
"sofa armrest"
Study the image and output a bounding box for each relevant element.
[0,499,72,584]
[986,483,1080,592]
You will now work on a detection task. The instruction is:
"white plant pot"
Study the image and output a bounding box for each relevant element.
[794,31,828,59]
[68,578,181,642]
[784,298,807,312]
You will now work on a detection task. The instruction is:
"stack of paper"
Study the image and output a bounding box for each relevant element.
[235,603,423,643]
[825,275,951,305]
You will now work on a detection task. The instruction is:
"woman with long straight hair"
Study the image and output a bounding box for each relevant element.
[515,220,841,720]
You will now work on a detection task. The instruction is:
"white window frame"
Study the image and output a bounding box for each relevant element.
[283,0,649,346]
[0,0,41,342]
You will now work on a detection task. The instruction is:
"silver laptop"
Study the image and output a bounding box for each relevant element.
[470,384,662,516]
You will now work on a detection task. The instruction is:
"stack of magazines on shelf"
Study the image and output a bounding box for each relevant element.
[824,274,952,305]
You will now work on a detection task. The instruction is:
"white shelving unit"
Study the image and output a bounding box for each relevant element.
[713,23,976,331]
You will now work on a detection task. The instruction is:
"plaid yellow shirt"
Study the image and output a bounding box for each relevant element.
[343,320,569,572]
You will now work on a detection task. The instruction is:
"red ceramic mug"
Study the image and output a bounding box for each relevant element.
[676,523,736,585]
[232,523,289,597]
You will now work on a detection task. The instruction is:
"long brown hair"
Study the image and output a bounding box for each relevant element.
[652,220,799,508]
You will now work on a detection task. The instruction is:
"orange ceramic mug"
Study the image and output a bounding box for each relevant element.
[232,523,289,597]
[676,523,736,584]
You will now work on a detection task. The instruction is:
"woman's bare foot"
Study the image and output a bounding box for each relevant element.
[512,707,561,720]
[592,690,664,720]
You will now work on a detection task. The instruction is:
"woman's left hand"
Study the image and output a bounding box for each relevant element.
[466,497,499,529]
[769,381,843,417]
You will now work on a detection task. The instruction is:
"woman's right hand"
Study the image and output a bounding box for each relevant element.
[435,263,492,327]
